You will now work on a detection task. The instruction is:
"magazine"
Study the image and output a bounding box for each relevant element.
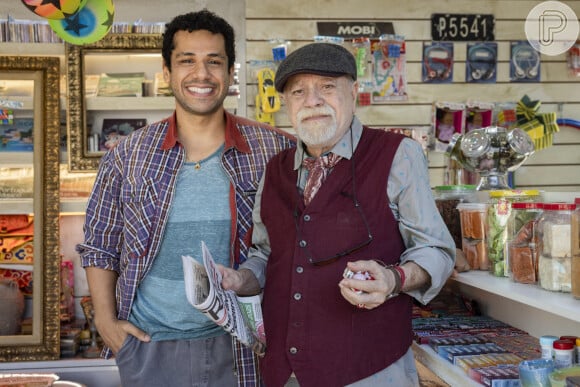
[182,241,266,355]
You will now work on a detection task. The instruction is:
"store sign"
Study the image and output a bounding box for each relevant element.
[431,14,495,41]
[317,22,394,38]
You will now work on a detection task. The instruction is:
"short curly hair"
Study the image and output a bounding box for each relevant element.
[162,9,236,70]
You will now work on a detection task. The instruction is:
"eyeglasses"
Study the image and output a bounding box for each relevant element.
[294,156,373,266]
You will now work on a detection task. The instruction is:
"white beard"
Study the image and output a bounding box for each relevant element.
[295,106,337,147]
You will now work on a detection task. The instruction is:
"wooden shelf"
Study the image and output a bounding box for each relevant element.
[85,95,239,111]
[1,42,64,56]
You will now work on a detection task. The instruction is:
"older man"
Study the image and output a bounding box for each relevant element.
[222,42,455,387]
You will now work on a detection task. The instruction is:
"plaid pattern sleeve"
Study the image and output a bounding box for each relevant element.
[224,117,295,386]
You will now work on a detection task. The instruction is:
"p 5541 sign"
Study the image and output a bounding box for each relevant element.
[431,14,495,41]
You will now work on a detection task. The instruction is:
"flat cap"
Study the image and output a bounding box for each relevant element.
[274,42,357,92]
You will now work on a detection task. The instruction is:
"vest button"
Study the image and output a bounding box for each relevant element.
[289,347,298,354]
[296,266,304,273]
[304,214,311,221]
[299,240,307,248]
[293,293,302,300]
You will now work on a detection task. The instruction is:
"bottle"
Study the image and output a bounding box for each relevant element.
[487,190,540,277]
[507,202,543,284]
[434,185,476,249]
[538,203,575,292]
[457,202,489,270]
[540,335,559,360]
[572,198,580,299]
[553,339,575,369]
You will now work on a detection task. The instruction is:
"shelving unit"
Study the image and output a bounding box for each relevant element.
[450,271,580,338]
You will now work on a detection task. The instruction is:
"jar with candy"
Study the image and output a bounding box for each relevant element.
[457,202,489,270]
[434,185,477,249]
[487,190,540,277]
[572,198,580,299]
[537,202,575,292]
[507,202,543,284]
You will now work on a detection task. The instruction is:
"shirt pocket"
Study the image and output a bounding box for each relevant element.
[120,179,158,255]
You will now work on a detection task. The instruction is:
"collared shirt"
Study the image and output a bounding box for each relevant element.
[243,116,455,305]
[77,111,295,386]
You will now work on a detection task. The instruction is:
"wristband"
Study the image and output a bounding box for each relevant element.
[384,266,401,300]
[393,265,406,290]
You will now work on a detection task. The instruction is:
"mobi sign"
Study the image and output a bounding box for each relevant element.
[317,22,394,38]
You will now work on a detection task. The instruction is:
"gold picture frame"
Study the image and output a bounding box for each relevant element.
[0,56,61,361]
[66,34,163,171]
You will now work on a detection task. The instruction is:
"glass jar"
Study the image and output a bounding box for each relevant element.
[487,190,541,277]
[434,185,477,249]
[537,202,575,292]
[457,202,489,270]
[572,198,580,299]
[507,202,543,284]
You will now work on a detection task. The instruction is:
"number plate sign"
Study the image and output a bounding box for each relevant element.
[431,14,495,41]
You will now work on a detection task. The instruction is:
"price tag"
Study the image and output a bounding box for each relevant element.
[431,14,495,41]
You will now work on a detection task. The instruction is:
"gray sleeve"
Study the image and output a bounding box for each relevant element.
[239,174,270,289]
[387,138,456,305]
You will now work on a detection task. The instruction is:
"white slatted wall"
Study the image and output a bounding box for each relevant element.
[245,0,580,191]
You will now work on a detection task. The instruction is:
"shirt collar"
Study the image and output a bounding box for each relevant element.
[293,115,363,170]
[161,111,251,153]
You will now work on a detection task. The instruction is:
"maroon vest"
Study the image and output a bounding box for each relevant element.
[260,128,412,387]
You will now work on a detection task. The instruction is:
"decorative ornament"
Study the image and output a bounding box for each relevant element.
[21,0,88,20]
[514,94,559,150]
[48,0,114,45]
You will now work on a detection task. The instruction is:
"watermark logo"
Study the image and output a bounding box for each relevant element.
[525,1,579,56]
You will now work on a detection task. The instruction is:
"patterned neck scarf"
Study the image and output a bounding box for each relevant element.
[301,153,342,205]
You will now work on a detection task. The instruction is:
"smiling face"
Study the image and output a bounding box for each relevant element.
[282,73,357,155]
[163,29,233,117]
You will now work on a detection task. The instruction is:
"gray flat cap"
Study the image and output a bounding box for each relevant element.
[274,42,357,92]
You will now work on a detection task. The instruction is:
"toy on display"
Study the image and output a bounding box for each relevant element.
[465,101,494,132]
[466,42,497,83]
[423,42,453,83]
[510,41,541,82]
[249,60,280,126]
[371,34,407,103]
[48,0,114,45]
[567,41,580,77]
[432,102,465,152]
[21,0,88,20]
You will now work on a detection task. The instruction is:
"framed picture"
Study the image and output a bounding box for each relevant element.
[89,118,146,152]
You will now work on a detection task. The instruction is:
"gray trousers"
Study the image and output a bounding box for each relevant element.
[115,334,236,387]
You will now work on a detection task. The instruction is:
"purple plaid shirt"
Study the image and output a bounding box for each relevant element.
[77,111,295,386]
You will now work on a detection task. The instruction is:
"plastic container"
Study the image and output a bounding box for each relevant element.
[554,339,575,369]
[550,366,580,387]
[457,202,489,270]
[572,198,580,299]
[538,203,575,292]
[519,358,555,387]
[508,202,543,284]
[434,185,477,248]
[487,190,541,277]
[540,335,559,360]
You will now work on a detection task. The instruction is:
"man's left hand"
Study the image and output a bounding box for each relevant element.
[338,260,398,310]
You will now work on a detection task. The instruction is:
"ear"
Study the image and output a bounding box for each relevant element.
[229,65,235,86]
[351,81,359,110]
[162,61,171,83]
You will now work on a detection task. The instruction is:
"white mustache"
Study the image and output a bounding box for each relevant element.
[297,106,335,122]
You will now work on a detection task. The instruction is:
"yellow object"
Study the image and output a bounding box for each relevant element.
[255,94,275,126]
[257,68,281,113]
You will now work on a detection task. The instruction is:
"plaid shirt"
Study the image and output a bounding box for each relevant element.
[77,111,295,386]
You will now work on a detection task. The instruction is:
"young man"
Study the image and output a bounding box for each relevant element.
[77,10,294,387]
[221,43,455,386]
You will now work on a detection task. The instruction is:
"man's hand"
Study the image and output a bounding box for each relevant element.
[218,266,261,296]
[94,316,150,355]
[338,260,395,310]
